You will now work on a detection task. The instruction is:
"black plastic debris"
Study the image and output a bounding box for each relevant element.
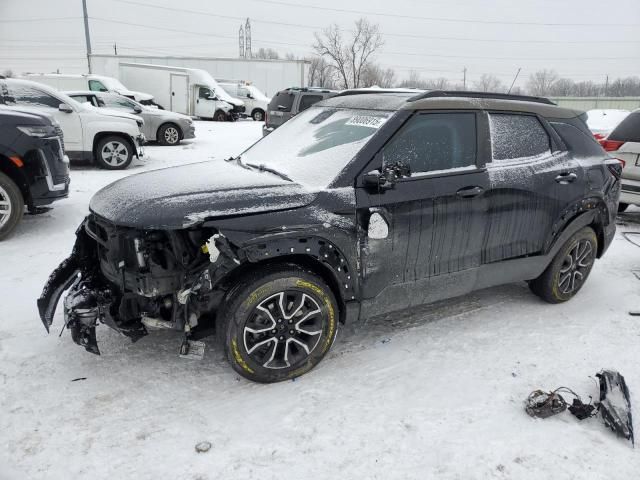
[525,370,634,446]
[195,441,211,453]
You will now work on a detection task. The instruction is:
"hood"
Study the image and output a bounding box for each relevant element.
[129,90,154,101]
[89,160,317,229]
[142,107,190,120]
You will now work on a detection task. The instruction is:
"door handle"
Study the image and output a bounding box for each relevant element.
[555,172,577,184]
[456,186,484,198]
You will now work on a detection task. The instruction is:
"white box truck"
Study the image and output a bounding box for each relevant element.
[118,63,244,121]
[17,73,158,107]
[217,81,271,121]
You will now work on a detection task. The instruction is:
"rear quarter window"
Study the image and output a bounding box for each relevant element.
[609,112,640,143]
[489,113,551,161]
[269,91,295,112]
[552,122,606,157]
[298,95,323,112]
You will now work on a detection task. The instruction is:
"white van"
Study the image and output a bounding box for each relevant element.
[217,82,270,121]
[119,63,244,121]
[18,73,158,108]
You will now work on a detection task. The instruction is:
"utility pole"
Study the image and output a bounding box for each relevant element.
[239,25,245,58]
[462,67,467,91]
[508,67,522,94]
[113,42,118,55]
[604,74,609,97]
[245,18,252,59]
[82,0,93,73]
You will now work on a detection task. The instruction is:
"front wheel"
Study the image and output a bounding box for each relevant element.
[252,109,265,121]
[214,110,227,122]
[218,267,338,383]
[0,171,24,240]
[157,123,181,146]
[529,227,597,303]
[95,136,133,170]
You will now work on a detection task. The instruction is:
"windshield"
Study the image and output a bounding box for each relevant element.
[99,77,129,92]
[247,85,269,101]
[240,106,391,188]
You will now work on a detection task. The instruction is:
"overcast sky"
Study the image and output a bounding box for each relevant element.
[1,0,639,87]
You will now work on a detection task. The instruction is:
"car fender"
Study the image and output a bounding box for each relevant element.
[81,115,140,150]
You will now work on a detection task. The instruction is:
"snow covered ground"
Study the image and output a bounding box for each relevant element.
[1,120,640,479]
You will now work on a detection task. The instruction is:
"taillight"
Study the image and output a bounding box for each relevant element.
[593,133,606,141]
[599,139,625,152]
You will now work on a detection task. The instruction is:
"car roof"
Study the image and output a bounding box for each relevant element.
[318,89,583,119]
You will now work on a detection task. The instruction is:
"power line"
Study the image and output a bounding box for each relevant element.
[108,0,640,44]
[244,0,640,27]
[0,17,81,23]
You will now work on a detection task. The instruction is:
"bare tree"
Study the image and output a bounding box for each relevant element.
[397,70,425,89]
[548,78,575,96]
[361,63,396,88]
[284,52,297,61]
[526,69,559,96]
[313,18,384,89]
[573,80,600,97]
[473,74,504,92]
[307,56,338,89]
[254,48,280,60]
[424,77,450,90]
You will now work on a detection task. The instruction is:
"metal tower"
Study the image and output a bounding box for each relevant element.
[239,25,245,58]
[245,18,252,59]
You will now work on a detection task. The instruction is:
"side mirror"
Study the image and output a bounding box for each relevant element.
[207,95,218,101]
[133,105,143,113]
[363,170,395,191]
[58,103,73,113]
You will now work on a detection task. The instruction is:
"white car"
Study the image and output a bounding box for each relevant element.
[598,109,640,211]
[0,79,145,170]
[218,82,270,121]
[18,73,159,108]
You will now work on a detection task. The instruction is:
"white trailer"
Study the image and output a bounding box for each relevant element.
[118,63,240,120]
[90,54,309,97]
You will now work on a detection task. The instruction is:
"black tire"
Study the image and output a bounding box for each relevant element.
[214,110,227,122]
[217,266,339,383]
[157,123,181,146]
[618,202,629,213]
[94,135,133,170]
[251,109,265,121]
[0,171,24,241]
[529,227,597,304]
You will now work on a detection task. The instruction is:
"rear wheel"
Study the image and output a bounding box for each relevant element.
[0,171,24,241]
[529,227,597,303]
[218,267,338,383]
[618,202,629,213]
[95,136,133,170]
[157,123,181,146]
[251,109,265,121]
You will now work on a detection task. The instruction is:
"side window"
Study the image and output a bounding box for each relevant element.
[238,87,250,98]
[7,84,61,108]
[104,96,136,110]
[199,87,212,99]
[382,113,477,174]
[489,113,551,161]
[298,95,323,112]
[88,80,108,92]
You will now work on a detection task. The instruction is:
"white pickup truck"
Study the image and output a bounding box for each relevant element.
[0,79,145,170]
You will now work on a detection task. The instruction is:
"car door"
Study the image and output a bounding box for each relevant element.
[482,112,580,262]
[195,86,216,118]
[358,111,490,311]
[6,83,83,152]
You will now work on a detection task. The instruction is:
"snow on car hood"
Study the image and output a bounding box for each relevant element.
[85,105,142,123]
[89,160,317,229]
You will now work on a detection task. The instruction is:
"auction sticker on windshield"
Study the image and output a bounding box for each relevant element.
[345,115,388,129]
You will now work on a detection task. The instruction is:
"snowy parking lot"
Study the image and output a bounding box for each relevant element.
[2,120,640,479]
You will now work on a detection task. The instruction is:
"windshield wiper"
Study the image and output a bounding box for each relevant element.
[245,162,292,182]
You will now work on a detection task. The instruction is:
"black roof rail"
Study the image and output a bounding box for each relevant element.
[283,87,336,93]
[408,90,556,105]
[333,88,424,98]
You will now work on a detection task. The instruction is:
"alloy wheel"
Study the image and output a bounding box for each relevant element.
[0,184,12,229]
[101,141,129,167]
[243,291,324,369]
[164,126,179,144]
[557,239,594,294]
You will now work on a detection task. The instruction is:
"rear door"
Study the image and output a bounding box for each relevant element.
[359,111,490,306]
[169,74,188,114]
[483,112,580,262]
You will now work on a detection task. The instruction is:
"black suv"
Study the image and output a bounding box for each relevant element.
[263,87,337,136]
[0,107,69,239]
[39,90,620,383]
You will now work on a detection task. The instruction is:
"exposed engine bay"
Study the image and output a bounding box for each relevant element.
[38,214,236,354]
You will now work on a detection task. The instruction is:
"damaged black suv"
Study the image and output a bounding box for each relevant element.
[38,90,621,383]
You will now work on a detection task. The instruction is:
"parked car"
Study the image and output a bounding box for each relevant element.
[263,87,338,136]
[17,73,159,108]
[65,91,195,146]
[119,63,241,121]
[38,90,620,383]
[0,107,69,239]
[0,79,145,170]
[597,109,640,211]
[218,82,270,121]
[586,109,630,138]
